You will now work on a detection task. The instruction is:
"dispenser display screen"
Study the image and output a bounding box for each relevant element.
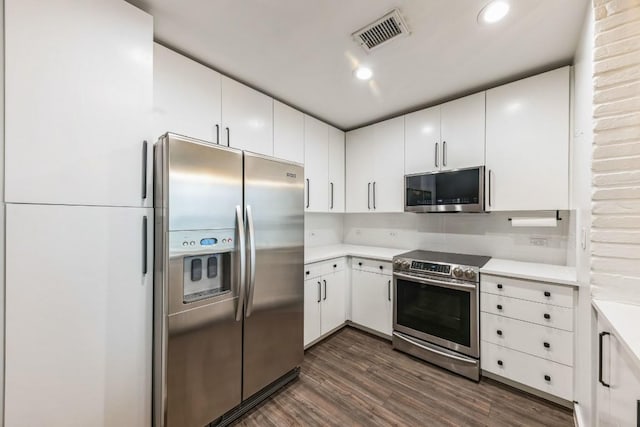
[200,238,218,246]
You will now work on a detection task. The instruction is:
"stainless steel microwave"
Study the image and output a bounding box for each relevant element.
[404,166,485,213]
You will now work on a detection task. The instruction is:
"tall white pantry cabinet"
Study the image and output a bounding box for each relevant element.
[4,1,153,426]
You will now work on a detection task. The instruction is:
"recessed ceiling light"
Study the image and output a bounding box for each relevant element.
[478,1,510,24]
[354,66,373,80]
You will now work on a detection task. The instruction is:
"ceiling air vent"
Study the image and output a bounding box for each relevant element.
[352,9,410,53]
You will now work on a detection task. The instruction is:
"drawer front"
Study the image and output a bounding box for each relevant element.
[352,257,392,275]
[481,293,573,332]
[482,341,573,401]
[481,312,573,366]
[481,274,573,308]
[305,257,346,279]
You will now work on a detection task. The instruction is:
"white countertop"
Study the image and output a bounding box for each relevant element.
[481,258,578,286]
[305,244,410,264]
[593,299,640,374]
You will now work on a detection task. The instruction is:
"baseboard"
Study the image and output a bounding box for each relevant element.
[346,321,392,341]
[573,402,586,427]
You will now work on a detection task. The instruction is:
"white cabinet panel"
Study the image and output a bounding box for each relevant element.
[440,92,485,171]
[273,100,304,164]
[5,0,153,207]
[321,270,347,334]
[486,67,570,211]
[404,106,441,174]
[304,115,329,212]
[481,274,574,308]
[372,117,405,213]
[481,293,574,332]
[153,43,221,144]
[5,204,152,427]
[345,127,373,212]
[328,127,345,212]
[351,269,392,336]
[221,76,273,156]
[304,278,322,347]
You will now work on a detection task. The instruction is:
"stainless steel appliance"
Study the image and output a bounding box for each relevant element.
[392,250,490,381]
[404,166,485,213]
[153,133,304,427]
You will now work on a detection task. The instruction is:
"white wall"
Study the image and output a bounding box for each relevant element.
[305,213,344,248]
[343,211,571,265]
[572,4,595,426]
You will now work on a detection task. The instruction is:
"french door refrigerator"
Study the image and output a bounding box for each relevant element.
[153,133,304,427]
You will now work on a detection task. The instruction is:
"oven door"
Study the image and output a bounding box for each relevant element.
[393,272,479,358]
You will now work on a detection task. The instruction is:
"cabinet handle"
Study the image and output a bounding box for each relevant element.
[333,264,337,268]
[306,179,310,209]
[544,313,551,320]
[497,284,503,289]
[358,262,363,266]
[388,280,391,301]
[330,182,334,209]
[373,182,376,210]
[544,342,550,349]
[599,331,611,388]
[305,271,310,276]
[142,215,148,275]
[442,140,447,167]
[496,330,503,336]
[215,124,220,144]
[368,183,371,210]
[317,281,321,303]
[488,169,492,207]
[225,127,230,146]
[141,140,148,200]
[496,304,503,310]
[544,375,551,382]
[497,360,503,366]
[544,291,551,297]
[435,142,439,167]
[323,279,327,301]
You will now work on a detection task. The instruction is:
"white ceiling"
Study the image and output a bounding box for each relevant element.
[127,0,589,130]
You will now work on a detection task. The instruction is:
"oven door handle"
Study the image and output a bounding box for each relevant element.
[393,272,477,291]
[393,332,477,365]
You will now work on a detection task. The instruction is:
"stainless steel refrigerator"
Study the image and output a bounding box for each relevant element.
[153,133,304,427]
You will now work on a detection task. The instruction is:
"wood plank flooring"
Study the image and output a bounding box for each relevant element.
[233,327,573,426]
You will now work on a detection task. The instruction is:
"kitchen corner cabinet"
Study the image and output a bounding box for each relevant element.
[153,43,222,144]
[304,259,347,347]
[351,258,393,336]
[596,312,640,426]
[5,204,153,426]
[221,76,273,156]
[273,100,304,164]
[5,0,153,207]
[485,66,570,211]
[346,117,404,213]
[328,127,346,212]
[304,115,329,212]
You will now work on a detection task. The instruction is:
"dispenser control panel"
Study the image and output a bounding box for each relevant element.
[169,229,235,254]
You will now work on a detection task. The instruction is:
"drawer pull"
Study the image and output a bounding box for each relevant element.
[333,264,337,268]
[544,375,551,382]
[497,284,503,289]
[544,342,550,349]
[359,262,363,266]
[544,291,551,297]
[544,313,551,320]
[305,271,310,276]
[496,304,503,310]
[496,330,503,336]
[379,265,384,270]
[497,360,503,366]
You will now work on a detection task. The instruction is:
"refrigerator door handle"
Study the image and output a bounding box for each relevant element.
[235,205,247,321]
[245,205,257,317]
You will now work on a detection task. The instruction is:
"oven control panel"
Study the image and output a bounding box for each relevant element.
[410,261,451,275]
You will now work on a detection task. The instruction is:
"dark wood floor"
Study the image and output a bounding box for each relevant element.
[233,327,573,426]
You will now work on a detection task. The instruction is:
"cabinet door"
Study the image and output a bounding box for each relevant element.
[304,115,329,212]
[221,76,273,155]
[153,43,222,144]
[5,204,153,427]
[404,106,441,174]
[321,270,347,334]
[373,116,405,212]
[346,127,374,212]
[351,270,391,335]
[609,330,640,426]
[328,127,346,212]
[304,278,322,347]
[273,100,304,163]
[440,92,486,171]
[5,0,153,207]
[486,67,570,211]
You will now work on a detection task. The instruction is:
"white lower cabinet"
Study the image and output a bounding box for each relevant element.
[5,204,153,427]
[480,273,576,402]
[351,259,393,336]
[597,311,640,426]
[304,259,347,347]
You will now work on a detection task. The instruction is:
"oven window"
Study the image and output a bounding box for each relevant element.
[406,168,480,206]
[396,278,471,347]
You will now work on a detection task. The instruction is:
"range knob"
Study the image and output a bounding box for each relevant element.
[402,260,410,269]
[393,259,402,268]
[453,267,463,278]
[464,269,476,280]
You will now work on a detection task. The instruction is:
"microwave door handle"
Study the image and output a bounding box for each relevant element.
[235,206,246,321]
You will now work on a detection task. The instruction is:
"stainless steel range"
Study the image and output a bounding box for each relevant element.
[392,250,491,381]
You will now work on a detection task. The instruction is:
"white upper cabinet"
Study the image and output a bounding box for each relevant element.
[440,92,486,171]
[221,76,273,155]
[5,0,153,207]
[486,67,570,211]
[404,106,441,174]
[304,115,329,212]
[345,126,373,213]
[273,100,304,164]
[328,127,345,212]
[153,43,222,144]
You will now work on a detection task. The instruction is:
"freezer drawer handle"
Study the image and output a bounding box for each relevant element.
[141,140,148,200]
[235,206,247,322]
[599,331,611,388]
[142,215,148,275]
[245,205,257,317]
